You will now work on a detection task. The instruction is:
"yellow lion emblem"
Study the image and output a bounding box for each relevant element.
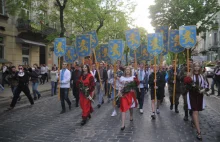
[183,30,194,44]
[57,42,64,53]
[66,50,72,60]
[129,33,138,45]
[142,48,148,57]
[112,44,120,56]
[103,48,108,57]
[151,38,162,50]
[174,35,180,47]
[79,40,88,52]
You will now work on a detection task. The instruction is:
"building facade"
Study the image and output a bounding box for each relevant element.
[0,0,57,68]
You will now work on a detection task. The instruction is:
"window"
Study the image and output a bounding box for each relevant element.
[22,48,29,65]
[0,0,5,15]
[0,37,4,59]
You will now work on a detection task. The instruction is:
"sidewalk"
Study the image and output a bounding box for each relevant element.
[0,82,51,101]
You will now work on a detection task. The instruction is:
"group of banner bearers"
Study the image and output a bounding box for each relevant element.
[54,26,208,141]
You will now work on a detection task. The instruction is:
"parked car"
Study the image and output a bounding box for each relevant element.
[205,66,215,78]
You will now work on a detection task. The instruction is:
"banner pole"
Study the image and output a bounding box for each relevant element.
[173,53,178,105]
[92,49,103,90]
[58,57,61,100]
[154,56,157,106]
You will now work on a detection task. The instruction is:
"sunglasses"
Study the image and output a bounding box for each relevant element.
[19,68,23,70]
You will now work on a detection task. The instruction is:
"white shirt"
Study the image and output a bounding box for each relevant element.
[90,70,97,82]
[41,67,46,74]
[60,69,71,88]
[107,69,114,83]
[137,70,146,88]
[45,66,49,73]
[3,66,7,73]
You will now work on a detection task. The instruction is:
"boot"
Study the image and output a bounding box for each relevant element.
[183,110,188,121]
[170,104,173,110]
[175,105,179,113]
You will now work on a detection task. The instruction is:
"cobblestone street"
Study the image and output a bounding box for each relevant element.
[0,88,220,142]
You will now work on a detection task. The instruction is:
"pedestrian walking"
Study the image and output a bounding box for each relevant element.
[8,65,34,110]
[118,66,139,131]
[50,67,58,96]
[186,62,209,141]
[29,64,41,100]
[148,65,163,119]
[78,64,95,125]
[59,62,72,114]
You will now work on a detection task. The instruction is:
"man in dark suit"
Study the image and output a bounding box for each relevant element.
[71,64,81,107]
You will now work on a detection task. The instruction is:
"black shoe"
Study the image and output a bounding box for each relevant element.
[170,104,173,110]
[183,116,188,121]
[88,114,91,119]
[81,120,87,126]
[121,126,125,131]
[34,97,37,100]
[175,108,179,113]
[196,132,202,141]
[97,104,101,108]
[7,107,14,111]
[69,105,71,110]
[38,95,41,99]
[151,114,156,120]
[60,110,66,114]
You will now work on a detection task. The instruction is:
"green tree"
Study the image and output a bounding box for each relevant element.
[149,0,220,64]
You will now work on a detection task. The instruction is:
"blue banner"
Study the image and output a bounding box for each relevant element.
[169,30,185,53]
[100,44,111,62]
[64,46,78,63]
[125,29,141,50]
[147,33,164,56]
[130,46,141,59]
[76,34,91,57]
[156,26,168,55]
[95,48,101,62]
[121,54,126,65]
[108,39,124,61]
[179,26,197,48]
[85,31,98,49]
[141,44,149,60]
[54,38,66,57]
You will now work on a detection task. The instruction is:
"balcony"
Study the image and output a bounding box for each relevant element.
[16,18,57,36]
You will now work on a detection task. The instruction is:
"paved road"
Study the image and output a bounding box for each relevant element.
[0,89,220,142]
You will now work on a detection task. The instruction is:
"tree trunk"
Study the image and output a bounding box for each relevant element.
[59,7,65,37]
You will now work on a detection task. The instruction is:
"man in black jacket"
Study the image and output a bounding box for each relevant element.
[97,62,108,108]
[8,65,34,110]
[71,64,81,107]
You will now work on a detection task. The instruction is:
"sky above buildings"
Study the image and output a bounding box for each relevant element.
[131,0,155,33]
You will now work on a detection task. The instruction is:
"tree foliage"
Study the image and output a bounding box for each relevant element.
[149,0,220,33]
[149,0,220,64]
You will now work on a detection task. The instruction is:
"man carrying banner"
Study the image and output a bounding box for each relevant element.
[97,62,108,108]
[148,65,163,119]
[168,60,182,113]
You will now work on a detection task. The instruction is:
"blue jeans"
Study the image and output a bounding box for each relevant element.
[60,88,71,110]
[32,82,41,98]
[51,81,57,96]
[96,82,105,105]
[11,86,17,96]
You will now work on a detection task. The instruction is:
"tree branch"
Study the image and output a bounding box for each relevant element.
[56,0,61,7]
